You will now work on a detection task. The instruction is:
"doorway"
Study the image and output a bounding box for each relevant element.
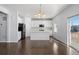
[0,11,7,42]
[68,15,79,51]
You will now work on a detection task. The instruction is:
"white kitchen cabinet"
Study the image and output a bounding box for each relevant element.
[31,31,49,40]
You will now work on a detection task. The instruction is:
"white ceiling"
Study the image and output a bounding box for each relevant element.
[0,4,69,18]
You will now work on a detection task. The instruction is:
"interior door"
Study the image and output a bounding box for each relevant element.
[0,12,7,42]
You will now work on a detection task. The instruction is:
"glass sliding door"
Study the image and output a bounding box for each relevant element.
[69,15,79,50]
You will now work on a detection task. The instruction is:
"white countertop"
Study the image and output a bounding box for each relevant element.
[31,27,52,32]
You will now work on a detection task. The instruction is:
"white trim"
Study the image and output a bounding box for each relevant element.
[69,20,72,45]
[0,41,18,43]
[67,20,69,45]
[67,18,71,46]
[0,6,10,14]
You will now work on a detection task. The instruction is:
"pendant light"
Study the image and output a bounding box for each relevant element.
[34,4,46,18]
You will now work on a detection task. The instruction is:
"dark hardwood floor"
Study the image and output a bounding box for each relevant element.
[0,37,78,55]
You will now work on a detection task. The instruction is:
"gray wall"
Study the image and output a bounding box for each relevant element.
[8,8,18,42]
[25,17,31,37]
[52,4,79,44]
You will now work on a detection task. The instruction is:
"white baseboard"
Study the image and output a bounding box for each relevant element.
[0,41,18,43]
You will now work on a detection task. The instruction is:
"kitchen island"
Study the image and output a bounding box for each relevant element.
[30,28,50,40]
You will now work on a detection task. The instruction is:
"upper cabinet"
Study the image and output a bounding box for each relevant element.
[32,18,52,20]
